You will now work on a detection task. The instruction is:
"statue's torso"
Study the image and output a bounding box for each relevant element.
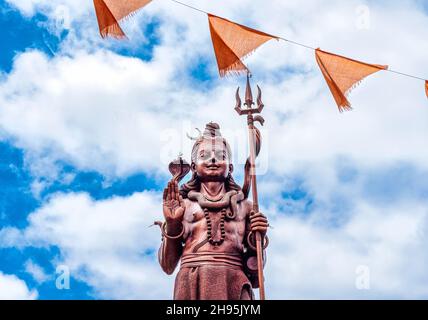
[181,197,251,255]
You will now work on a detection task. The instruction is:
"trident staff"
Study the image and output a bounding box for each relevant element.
[235,73,269,300]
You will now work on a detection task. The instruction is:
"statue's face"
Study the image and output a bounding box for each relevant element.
[193,139,232,182]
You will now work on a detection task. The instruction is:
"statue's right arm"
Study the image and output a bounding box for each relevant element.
[158,181,186,275]
[158,225,184,275]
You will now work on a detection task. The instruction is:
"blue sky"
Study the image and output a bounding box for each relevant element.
[0,0,163,298]
[1,3,58,72]
[0,0,428,299]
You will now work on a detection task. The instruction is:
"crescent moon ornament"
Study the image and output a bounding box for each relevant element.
[186,128,202,141]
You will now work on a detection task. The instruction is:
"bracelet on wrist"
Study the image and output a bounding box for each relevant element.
[247,231,269,251]
[161,221,185,240]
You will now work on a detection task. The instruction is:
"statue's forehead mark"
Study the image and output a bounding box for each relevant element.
[198,139,224,152]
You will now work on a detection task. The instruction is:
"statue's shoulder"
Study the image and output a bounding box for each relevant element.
[240,198,253,216]
[181,197,201,223]
[183,197,201,214]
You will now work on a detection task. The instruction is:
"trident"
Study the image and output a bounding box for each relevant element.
[235,73,268,300]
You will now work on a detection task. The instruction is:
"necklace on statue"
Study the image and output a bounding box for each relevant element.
[188,190,236,211]
[188,190,245,252]
[202,192,225,202]
[204,208,226,246]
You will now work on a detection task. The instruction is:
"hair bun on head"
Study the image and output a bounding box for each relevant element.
[203,122,221,138]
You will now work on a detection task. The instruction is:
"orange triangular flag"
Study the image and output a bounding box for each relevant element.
[315,48,388,112]
[425,80,428,99]
[93,0,152,39]
[208,14,278,77]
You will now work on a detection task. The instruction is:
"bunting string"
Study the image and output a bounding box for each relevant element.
[93,0,428,109]
[170,0,426,84]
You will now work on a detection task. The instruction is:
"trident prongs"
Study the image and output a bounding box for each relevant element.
[235,87,242,115]
[235,74,265,116]
[245,74,254,108]
[256,85,264,112]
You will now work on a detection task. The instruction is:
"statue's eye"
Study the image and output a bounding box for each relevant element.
[199,151,210,160]
[215,151,225,160]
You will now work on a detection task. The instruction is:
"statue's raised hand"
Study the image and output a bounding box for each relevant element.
[163,181,185,233]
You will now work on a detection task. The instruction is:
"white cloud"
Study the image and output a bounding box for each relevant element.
[1,191,174,299]
[0,49,184,178]
[266,201,428,299]
[1,189,427,299]
[1,0,427,180]
[24,260,49,284]
[0,272,38,300]
[6,0,92,22]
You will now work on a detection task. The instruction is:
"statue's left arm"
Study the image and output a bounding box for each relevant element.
[243,201,269,288]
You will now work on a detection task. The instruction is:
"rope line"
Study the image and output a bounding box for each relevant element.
[169,0,427,83]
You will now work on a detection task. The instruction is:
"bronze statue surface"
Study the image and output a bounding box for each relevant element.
[158,120,269,300]
[156,75,269,300]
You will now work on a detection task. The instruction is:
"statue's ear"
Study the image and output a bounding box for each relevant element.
[229,164,234,174]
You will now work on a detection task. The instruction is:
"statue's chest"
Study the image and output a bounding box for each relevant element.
[183,190,247,246]
[192,207,235,223]
[185,201,247,239]
[183,194,248,250]
[186,201,245,223]
[185,190,245,221]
